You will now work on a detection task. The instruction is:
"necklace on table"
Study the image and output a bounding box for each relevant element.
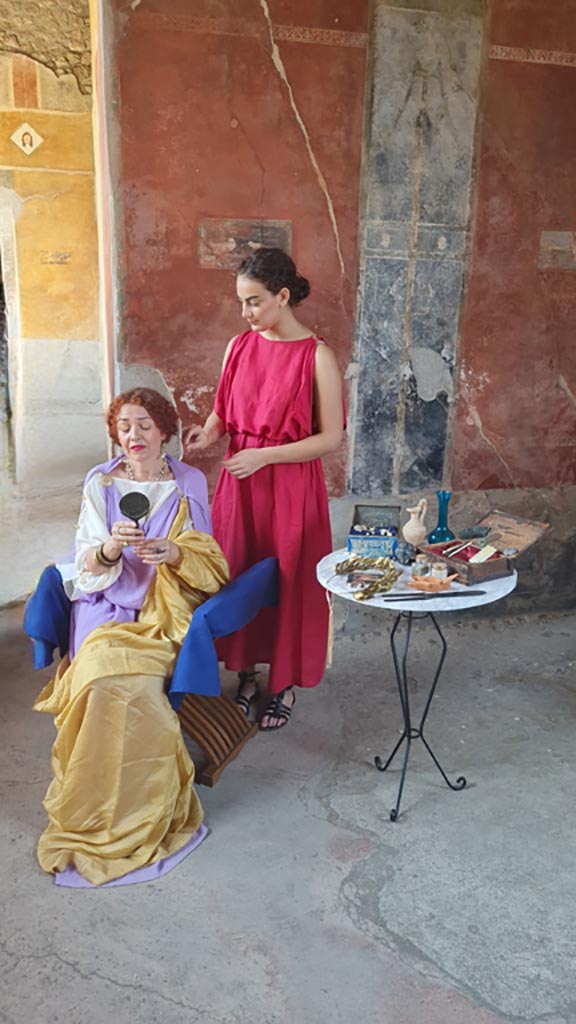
[124,453,169,482]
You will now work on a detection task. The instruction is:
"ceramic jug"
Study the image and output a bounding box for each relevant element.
[402,498,428,547]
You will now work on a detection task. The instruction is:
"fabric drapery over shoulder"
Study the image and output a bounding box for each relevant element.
[34,499,229,886]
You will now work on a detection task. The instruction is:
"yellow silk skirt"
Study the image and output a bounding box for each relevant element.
[34,501,229,886]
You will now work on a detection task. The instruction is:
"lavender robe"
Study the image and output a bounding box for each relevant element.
[69,455,211,657]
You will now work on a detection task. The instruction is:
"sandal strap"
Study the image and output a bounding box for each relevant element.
[265,688,295,716]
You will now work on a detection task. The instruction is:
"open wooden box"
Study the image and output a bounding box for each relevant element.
[420,510,550,585]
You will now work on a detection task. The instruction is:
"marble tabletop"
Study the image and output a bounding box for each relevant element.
[317,549,517,614]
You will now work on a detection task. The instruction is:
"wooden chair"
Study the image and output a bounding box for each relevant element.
[169,557,278,785]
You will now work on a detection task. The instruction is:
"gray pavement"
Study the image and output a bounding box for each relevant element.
[1,601,575,1024]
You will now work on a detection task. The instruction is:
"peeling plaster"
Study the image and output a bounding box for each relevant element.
[258,0,346,278]
[410,347,453,402]
[0,186,23,223]
[0,0,91,95]
[180,384,214,414]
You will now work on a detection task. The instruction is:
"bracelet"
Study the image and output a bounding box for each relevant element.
[95,543,122,567]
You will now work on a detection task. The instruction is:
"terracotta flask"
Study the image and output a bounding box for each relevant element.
[402,498,428,547]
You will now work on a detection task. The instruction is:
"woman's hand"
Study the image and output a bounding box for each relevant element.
[224,449,269,479]
[110,520,145,552]
[183,424,210,451]
[133,538,181,566]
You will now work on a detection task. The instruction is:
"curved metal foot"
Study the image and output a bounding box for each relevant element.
[374,611,468,821]
[420,734,467,790]
[374,730,406,773]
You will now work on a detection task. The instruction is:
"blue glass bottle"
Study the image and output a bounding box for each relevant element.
[427,490,455,544]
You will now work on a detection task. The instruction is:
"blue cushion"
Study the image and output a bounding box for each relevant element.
[23,565,71,669]
[168,557,278,707]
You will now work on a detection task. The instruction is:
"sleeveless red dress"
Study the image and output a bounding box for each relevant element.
[212,330,332,693]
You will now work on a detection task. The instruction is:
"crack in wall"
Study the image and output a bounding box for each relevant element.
[258,0,346,278]
[468,404,517,486]
[558,374,576,408]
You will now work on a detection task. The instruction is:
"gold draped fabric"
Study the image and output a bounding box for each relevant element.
[34,499,229,886]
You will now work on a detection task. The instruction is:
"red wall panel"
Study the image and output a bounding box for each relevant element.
[114,0,368,494]
[450,0,576,489]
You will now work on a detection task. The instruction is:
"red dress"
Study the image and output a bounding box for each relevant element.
[212,329,332,693]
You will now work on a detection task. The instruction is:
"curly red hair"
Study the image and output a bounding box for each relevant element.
[106,388,179,446]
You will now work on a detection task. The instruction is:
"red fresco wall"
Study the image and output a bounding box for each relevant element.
[450,0,576,490]
[113,0,369,494]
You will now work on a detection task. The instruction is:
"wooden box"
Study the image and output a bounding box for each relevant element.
[347,503,401,558]
[420,510,549,585]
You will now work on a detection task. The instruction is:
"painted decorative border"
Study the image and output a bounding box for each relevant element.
[489,45,576,69]
[136,13,367,48]
[273,25,367,48]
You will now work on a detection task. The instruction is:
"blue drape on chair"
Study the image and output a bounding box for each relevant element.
[23,558,279,706]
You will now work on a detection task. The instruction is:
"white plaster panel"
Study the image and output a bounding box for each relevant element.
[18,337,102,414]
[14,337,107,493]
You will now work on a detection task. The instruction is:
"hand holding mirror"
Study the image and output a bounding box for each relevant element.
[119,491,151,527]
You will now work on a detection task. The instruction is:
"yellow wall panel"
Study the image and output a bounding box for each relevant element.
[0,110,94,172]
[14,170,98,340]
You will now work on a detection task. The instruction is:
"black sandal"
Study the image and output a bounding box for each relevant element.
[259,688,296,731]
[234,669,260,717]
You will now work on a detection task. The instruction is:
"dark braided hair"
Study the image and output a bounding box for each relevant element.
[237,247,311,306]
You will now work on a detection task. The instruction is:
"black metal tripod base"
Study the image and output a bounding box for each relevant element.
[374,611,467,821]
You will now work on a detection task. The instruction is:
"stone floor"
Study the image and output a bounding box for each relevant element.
[1,600,575,1024]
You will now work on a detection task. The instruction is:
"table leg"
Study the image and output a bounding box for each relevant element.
[374,611,467,821]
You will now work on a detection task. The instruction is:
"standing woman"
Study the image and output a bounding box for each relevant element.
[184,248,343,730]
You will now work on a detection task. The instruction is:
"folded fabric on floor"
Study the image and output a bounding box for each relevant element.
[54,824,209,888]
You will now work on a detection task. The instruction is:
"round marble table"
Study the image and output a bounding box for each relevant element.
[317,549,517,821]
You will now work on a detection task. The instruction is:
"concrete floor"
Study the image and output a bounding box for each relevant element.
[2,600,576,1024]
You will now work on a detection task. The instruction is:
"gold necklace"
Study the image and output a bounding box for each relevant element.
[124,454,169,482]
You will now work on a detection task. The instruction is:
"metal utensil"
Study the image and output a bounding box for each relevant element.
[381,590,487,602]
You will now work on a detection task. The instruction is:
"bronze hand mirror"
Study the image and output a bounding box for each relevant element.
[119,491,151,527]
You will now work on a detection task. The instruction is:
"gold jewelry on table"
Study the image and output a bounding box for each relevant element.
[335,554,396,575]
[334,554,402,601]
[353,566,402,601]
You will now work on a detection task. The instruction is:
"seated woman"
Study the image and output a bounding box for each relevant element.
[34,387,229,887]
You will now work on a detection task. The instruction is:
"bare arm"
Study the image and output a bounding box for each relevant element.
[225,344,344,479]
